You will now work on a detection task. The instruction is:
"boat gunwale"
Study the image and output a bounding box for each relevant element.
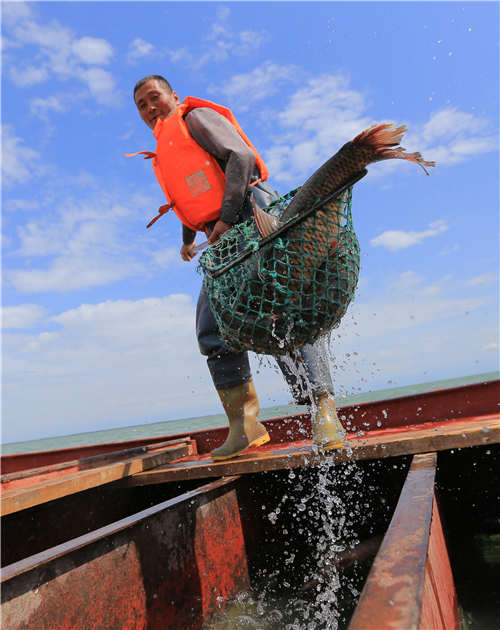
[2,380,498,474]
[1,475,240,583]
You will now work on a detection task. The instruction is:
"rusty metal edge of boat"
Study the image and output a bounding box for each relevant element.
[1,474,240,584]
[348,452,459,630]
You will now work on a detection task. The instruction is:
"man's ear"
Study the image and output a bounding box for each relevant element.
[172,91,181,105]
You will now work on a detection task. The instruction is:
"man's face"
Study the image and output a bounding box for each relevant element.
[135,79,180,130]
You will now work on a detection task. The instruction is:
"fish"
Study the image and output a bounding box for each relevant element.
[250,122,435,301]
[209,123,435,353]
[280,123,434,225]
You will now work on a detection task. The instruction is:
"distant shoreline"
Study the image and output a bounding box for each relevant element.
[2,370,498,455]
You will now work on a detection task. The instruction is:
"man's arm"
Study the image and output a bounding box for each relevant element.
[179,224,196,261]
[183,224,196,245]
[185,108,258,226]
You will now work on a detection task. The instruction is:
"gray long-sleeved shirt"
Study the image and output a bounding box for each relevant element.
[181,107,260,245]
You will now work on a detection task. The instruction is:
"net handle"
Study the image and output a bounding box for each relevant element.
[208,168,367,279]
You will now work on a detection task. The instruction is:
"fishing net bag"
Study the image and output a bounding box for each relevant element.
[199,179,361,355]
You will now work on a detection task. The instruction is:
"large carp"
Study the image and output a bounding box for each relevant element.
[206,123,435,354]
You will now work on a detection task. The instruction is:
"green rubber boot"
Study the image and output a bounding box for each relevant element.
[210,380,270,461]
[311,392,347,450]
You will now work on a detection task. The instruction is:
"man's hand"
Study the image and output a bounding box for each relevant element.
[180,242,197,262]
[208,220,233,244]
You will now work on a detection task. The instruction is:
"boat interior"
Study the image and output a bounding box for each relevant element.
[1,381,499,629]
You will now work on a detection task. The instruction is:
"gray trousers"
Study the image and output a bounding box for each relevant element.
[196,181,334,403]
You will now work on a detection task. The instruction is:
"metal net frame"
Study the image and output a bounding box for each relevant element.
[199,178,362,355]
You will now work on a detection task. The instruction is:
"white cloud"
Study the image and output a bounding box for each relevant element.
[3,8,117,106]
[257,76,497,185]
[30,95,65,117]
[209,62,300,111]
[2,295,210,441]
[422,108,487,144]
[1,125,42,188]
[261,73,372,184]
[9,65,49,86]
[9,13,75,76]
[9,257,140,293]
[151,248,178,268]
[422,137,498,166]
[4,198,41,213]
[370,220,448,251]
[72,36,113,65]
[351,271,489,338]
[127,37,155,62]
[78,67,117,105]
[481,342,498,351]
[404,107,498,166]
[5,189,174,292]
[162,5,268,70]
[466,274,498,287]
[1,304,47,329]
[2,2,34,26]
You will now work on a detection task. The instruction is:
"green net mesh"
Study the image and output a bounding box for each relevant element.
[199,186,360,355]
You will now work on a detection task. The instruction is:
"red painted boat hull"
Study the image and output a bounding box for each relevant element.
[1,380,499,629]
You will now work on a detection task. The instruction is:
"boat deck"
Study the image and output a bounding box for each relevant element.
[124,414,499,485]
[3,412,499,515]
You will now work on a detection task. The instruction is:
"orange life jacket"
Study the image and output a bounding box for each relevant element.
[128,97,268,231]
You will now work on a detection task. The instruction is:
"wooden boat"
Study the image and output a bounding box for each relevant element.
[1,379,499,629]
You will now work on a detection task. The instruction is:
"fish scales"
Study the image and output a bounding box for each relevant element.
[204,123,434,353]
[255,123,434,296]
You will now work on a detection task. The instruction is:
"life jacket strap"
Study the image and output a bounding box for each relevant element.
[124,151,157,159]
[147,202,175,229]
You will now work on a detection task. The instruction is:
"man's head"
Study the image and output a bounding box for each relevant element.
[134,75,180,130]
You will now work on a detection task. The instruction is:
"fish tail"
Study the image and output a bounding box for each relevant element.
[353,123,436,175]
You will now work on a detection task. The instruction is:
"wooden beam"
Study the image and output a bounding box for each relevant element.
[123,415,500,486]
[1,440,194,516]
[1,438,191,487]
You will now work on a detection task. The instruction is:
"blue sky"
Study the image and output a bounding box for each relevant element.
[2,1,498,443]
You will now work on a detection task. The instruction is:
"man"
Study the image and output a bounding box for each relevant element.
[133,75,346,460]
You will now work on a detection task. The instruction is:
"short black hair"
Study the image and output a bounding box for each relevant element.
[133,75,173,100]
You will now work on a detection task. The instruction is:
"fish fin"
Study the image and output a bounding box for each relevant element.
[353,124,436,175]
[251,195,282,237]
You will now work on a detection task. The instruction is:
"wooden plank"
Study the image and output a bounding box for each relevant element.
[123,414,500,486]
[348,453,437,630]
[1,440,195,516]
[1,438,191,488]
